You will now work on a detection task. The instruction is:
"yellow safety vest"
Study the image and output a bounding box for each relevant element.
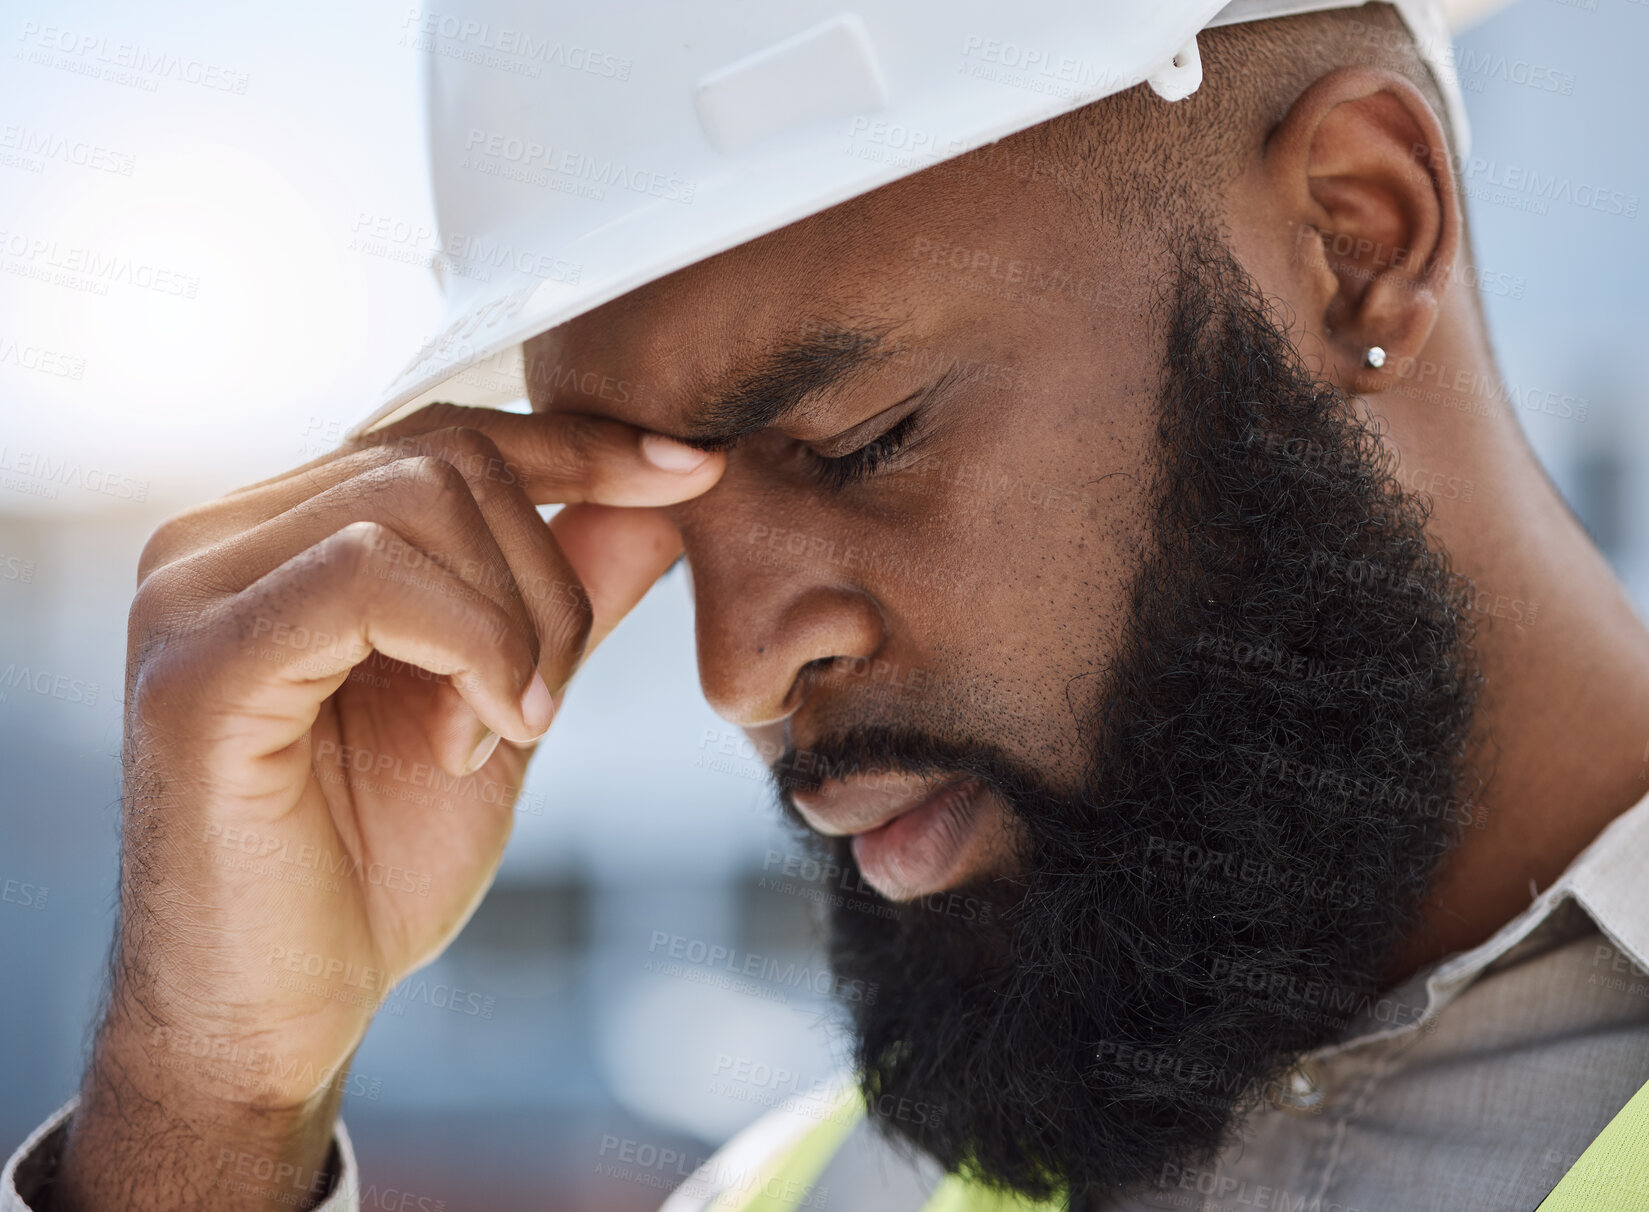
[1536,1076,1649,1211]
[703,1077,1649,1212]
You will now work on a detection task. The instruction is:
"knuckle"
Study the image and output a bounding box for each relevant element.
[409,401,472,432]
[346,442,408,477]
[548,414,601,480]
[328,519,393,574]
[137,507,207,578]
[390,452,470,499]
[128,563,183,637]
[360,403,466,451]
[128,642,185,729]
[126,584,224,725]
[456,604,529,687]
[504,613,543,667]
[436,425,500,465]
[434,425,514,500]
[377,458,483,555]
[544,581,594,658]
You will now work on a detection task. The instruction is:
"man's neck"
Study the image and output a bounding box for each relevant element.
[1380,303,1649,982]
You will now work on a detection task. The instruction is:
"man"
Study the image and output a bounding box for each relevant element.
[7,1,1649,1209]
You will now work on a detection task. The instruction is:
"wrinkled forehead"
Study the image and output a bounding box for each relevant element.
[523,147,1142,434]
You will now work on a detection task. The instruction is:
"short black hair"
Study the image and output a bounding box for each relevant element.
[1024,3,1459,235]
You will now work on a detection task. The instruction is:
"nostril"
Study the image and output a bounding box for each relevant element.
[800,655,850,684]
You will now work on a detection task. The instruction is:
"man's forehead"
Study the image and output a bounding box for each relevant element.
[528,307,908,438]
[523,146,1101,434]
[525,230,927,440]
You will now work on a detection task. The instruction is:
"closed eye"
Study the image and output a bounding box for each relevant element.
[802,410,923,490]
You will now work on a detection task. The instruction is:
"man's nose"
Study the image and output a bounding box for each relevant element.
[683,515,886,729]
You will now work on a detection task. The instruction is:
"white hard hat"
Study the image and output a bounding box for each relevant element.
[351,0,1491,438]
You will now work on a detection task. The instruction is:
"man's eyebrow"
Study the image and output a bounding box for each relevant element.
[673,320,897,452]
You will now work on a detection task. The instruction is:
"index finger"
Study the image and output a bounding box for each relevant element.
[369,402,725,506]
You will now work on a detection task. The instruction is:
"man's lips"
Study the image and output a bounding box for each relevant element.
[791,772,999,901]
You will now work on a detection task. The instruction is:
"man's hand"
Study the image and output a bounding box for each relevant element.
[56,404,722,1211]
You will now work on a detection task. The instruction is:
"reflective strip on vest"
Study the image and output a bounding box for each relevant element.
[705,1073,1649,1211]
[706,1085,1065,1212]
[708,1084,863,1212]
[919,1174,1067,1212]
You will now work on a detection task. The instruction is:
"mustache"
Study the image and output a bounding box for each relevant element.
[770,723,1057,820]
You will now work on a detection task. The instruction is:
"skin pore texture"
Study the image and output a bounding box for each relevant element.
[516,4,1649,1203]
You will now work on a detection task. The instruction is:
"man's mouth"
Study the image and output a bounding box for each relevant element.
[790,771,999,900]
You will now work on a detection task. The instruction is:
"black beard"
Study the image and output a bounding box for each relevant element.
[776,240,1482,1205]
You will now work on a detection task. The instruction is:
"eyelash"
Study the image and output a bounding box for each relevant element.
[803,410,923,490]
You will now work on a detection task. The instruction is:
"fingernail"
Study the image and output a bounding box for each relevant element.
[463,729,501,775]
[521,673,557,735]
[639,432,711,473]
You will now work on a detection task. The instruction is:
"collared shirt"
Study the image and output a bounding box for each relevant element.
[10,791,1649,1211]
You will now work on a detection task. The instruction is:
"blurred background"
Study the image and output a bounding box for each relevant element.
[1,0,1646,1208]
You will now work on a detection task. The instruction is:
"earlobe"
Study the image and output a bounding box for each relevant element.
[1266,68,1461,395]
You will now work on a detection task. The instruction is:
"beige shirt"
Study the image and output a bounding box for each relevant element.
[11,790,1649,1211]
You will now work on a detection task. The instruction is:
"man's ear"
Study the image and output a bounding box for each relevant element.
[1259,67,1461,394]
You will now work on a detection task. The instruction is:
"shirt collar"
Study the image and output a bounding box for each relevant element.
[1306,787,1649,1059]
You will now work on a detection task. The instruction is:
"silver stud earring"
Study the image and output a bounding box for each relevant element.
[1364,345,1387,369]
